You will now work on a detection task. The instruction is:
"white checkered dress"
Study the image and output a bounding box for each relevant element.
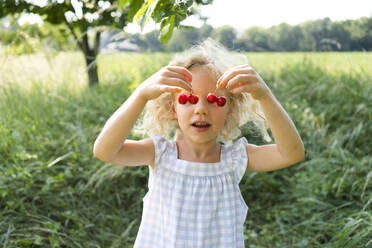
[133,136,249,248]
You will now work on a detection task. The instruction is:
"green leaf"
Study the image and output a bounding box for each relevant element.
[134,0,155,22]
[151,0,170,22]
[127,0,144,22]
[185,0,193,8]
[135,0,161,31]
[159,15,175,43]
[118,0,131,8]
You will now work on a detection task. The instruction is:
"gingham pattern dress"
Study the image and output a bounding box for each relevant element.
[133,135,249,248]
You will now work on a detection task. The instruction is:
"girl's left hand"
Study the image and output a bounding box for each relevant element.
[216,64,272,100]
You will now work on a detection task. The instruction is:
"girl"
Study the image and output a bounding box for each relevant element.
[93,38,304,248]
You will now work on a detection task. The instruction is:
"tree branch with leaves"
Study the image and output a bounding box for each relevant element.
[0,0,213,87]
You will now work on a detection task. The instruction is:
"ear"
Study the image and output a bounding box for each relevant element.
[172,102,178,119]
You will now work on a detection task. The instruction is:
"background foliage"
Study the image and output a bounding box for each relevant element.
[125,15,372,52]
[0,51,371,247]
[2,15,371,55]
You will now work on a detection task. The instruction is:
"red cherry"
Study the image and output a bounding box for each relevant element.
[188,94,199,104]
[216,96,226,107]
[207,93,218,103]
[178,94,188,104]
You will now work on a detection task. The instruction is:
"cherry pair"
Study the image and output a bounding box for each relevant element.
[207,93,226,107]
[178,93,226,107]
[178,93,199,104]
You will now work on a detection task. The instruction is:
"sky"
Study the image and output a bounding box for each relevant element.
[19,0,372,34]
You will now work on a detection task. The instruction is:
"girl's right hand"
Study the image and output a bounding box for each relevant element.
[136,66,193,101]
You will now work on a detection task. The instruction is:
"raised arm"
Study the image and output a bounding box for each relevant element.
[217,64,305,172]
[245,91,305,172]
[93,89,148,162]
[93,66,193,165]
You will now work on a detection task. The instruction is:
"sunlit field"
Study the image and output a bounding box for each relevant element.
[1,51,371,92]
[1,51,371,247]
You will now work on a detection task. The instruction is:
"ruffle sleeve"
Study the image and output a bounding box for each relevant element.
[231,137,249,184]
[149,135,169,171]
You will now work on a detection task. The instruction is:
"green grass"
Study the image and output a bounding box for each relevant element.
[0,51,371,247]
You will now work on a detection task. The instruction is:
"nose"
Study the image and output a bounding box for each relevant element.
[193,98,208,115]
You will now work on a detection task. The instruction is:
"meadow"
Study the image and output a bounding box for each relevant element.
[0,51,371,247]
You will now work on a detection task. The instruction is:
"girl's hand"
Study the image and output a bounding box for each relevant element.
[137,66,193,101]
[216,64,271,100]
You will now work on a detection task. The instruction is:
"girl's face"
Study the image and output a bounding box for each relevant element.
[173,67,233,144]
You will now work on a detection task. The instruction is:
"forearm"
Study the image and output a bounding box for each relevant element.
[93,89,147,161]
[258,91,304,160]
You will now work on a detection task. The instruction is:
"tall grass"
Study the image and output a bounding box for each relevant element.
[0,51,371,247]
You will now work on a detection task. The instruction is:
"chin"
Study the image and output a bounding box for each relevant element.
[189,134,218,143]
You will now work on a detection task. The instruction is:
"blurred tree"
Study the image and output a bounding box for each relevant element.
[0,15,42,54]
[0,15,76,55]
[163,23,213,52]
[198,23,213,40]
[239,26,272,51]
[143,30,165,51]
[165,26,200,51]
[0,0,213,87]
[356,16,372,51]
[307,18,332,51]
[272,23,303,51]
[345,19,365,51]
[297,21,316,51]
[328,21,351,51]
[127,32,147,48]
[211,25,237,49]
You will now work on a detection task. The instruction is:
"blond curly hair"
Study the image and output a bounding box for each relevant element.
[133,38,271,145]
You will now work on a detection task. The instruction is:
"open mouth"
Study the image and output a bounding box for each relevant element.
[192,123,211,128]
[191,122,211,131]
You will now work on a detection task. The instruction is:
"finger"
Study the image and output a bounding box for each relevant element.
[230,84,255,94]
[158,85,182,94]
[162,77,193,92]
[217,64,251,85]
[163,71,192,87]
[217,67,255,89]
[231,64,251,70]
[166,66,193,82]
[223,64,251,74]
[220,66,255,86]
[226,74,258,90]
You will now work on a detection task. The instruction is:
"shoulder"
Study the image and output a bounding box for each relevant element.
[225,137,248,154]
[150,135,171,152]
[149,135,172,170]
[224,137,249,184]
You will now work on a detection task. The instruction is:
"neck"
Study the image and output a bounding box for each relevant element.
[176,137,221,161]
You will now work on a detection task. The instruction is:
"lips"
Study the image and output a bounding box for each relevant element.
[191,121,211,128]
